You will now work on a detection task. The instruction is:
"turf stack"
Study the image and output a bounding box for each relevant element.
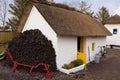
[7,29,57,72]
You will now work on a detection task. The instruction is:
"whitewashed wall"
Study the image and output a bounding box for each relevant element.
[21,6,107,69]
[105,24,120,45]
[22,6,78,69]
[85,37,106,63]
[22,6,57,53]
[57,36,77,69]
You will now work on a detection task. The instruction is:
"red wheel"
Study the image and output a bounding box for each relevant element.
[46,72,53,78]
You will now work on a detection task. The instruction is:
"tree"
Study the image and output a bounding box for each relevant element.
[6,0,29,32]
[79,1,93,16]
[47,0,54,3]
[0,0,9,31]
[95,6,110,24]
[7,0,53,32]
[32,0,54,3]
[69,1,94,17]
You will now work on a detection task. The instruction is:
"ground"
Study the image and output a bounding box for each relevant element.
[87,48,120,80]
[0,48,120,80]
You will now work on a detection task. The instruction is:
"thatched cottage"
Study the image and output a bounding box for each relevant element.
[105,15,120,46]
[17,2,111,70]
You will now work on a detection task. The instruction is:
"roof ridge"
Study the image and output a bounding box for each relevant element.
[32,0,82,13]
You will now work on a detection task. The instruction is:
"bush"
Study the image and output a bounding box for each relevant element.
[71,59,83,67]
[62,64,71,69]
[62,59,83,69]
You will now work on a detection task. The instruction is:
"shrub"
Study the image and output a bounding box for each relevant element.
[62,59,83,69]
[62,64,71,69]
[71,59,83,67]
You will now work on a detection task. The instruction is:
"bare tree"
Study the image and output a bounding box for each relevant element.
[79,1,94,16]
[0,0,9,31]
[47,0,54,2]
[69,1,94,17]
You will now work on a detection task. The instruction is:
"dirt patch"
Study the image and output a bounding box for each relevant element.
[87,48,120,80]
[0,48,120,80]
[0,60,91,80]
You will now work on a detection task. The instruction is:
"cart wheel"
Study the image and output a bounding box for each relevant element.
[46,72,53,78]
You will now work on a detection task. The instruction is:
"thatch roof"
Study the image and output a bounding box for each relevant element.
[17,2,111,37]
[17,2,34,33]
[105,15,120,24]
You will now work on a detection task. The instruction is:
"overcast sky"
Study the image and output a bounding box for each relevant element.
[7,0,120,15]
[54,0,120,15]
[1,0,120,25]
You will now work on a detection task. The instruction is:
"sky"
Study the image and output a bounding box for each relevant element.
[54,0,120,15]
[5,0,120,16]
[7,0,120,15]
[0,0,13,25]
[0,0,120,26]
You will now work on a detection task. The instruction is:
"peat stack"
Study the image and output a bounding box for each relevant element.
[7,29,57,72]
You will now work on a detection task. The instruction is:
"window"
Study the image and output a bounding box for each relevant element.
[92,42,95,51]
[113,29,117,34]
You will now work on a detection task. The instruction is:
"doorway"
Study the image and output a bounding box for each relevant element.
[77,37,85,52]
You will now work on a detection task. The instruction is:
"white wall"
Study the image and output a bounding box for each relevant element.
[56,36,107,67]
[57,36,77,69]
[22,6,78,69]
[22,6,57,53]
[85,37,106,63]
[21,6,107,69]
[105,24,120,45]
